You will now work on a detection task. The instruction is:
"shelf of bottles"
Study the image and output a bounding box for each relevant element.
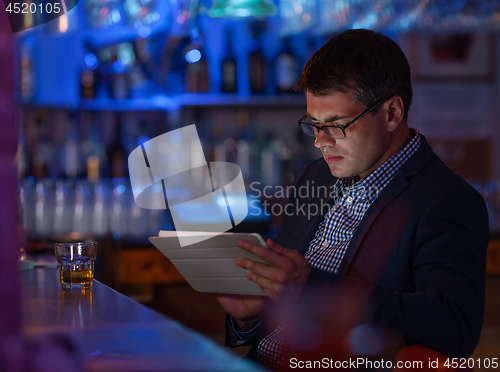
[19,0,500,105]
[19,109,171,241]
[76,19,313,105]
[18,103,320,240]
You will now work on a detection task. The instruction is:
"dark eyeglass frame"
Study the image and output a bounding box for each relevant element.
[298,97,388,139]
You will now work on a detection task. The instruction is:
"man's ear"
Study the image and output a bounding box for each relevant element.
[386,96,405,132]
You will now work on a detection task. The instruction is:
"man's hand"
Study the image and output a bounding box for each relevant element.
[235,239,312,302]
[215,294,270,331]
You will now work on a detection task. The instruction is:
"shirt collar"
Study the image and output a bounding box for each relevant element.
[336,129,421,203]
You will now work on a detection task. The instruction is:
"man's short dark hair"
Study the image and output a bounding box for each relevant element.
[294,29,412,120]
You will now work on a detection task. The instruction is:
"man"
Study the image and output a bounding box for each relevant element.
[216,29,489,369]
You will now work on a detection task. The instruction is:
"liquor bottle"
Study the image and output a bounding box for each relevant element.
[33,121,48,178]
[248,21,266,94]
[185,1,209,94]
[17,132,29,179]
[212,124,226,163]
[81,69,96,99]
[185,34,209,93]
[94,45,112,99]
[86,119,101,182]
[81,41,98,99]
[108,115,126,178]
[261,134,284,187]
[235,109,253,180]
[222,30,237,94]
[277,37,299,94]
[111,66,129,99]
[109,43,134,99]
[65,117,80,179]
[20,37,35,99]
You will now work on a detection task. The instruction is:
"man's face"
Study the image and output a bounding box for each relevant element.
[307,90,392,179]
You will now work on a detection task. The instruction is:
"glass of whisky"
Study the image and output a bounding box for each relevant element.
[54,242,97,289]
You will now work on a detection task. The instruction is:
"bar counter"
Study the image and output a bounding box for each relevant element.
[20,267,260,371]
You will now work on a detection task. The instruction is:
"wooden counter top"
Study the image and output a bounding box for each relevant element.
[20,268,260,371]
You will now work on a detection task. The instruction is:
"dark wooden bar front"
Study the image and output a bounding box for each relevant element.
[20,267,260,371]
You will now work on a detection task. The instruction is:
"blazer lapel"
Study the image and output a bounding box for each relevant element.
[337,175,410,274]
[337,135,434,275]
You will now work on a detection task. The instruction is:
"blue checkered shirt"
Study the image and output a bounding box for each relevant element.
[256,129,421,370]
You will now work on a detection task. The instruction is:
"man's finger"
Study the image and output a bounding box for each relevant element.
[266,239,302,259]
[246,272,284,301]
[238,239,286,267]
[237,257,293,287]
[266,239,282,253]
[246,271,274,291]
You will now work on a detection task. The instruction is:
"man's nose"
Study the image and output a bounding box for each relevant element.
[314,128,336,149]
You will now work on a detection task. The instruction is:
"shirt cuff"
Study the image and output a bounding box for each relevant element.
[230,316,262,346]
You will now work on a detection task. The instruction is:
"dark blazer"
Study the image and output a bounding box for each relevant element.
[227,135,489,359]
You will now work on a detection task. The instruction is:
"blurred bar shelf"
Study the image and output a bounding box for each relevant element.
[21,267,259,371]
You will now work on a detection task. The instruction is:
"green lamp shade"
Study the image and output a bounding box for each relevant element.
[208,0,277,18]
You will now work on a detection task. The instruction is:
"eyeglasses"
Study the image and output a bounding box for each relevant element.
[298,97,387,139]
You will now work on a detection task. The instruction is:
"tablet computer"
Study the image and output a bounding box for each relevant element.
[149,231,268,295]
